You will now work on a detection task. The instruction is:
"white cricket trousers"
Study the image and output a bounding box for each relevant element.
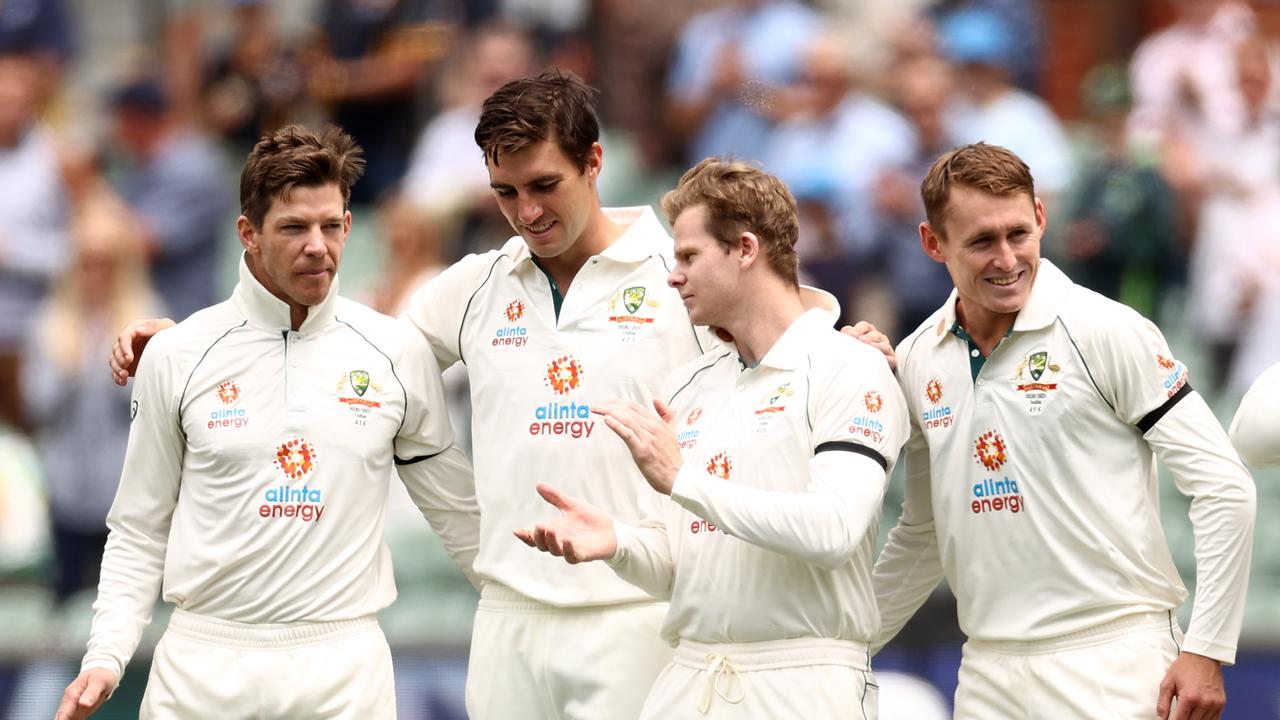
[640,637,878,719]
[140,608,396,719]
[955,610,1184,719]
[464,582,672,720]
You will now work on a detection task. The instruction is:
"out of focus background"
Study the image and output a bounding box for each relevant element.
[1,0,1278,717]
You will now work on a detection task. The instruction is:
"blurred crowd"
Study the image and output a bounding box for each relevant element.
[2,0,1280,686]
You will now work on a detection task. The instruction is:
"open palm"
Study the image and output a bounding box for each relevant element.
[513,483,617,564]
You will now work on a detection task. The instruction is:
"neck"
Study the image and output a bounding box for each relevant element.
[246,254,310,331]
[537,207,624,292]
[725,282,806,366]
[954,298,1014,356]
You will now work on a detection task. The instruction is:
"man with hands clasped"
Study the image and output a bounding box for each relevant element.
[517,158,907,719]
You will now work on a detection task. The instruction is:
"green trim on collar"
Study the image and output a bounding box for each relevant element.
[950,322,1013,382]
[531,257,564,321]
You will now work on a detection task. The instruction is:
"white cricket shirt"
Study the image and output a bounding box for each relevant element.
[608,309,909,645]
[82,258,471,679]
[1230,361,1280,467]
[875,260,1255,663]
[404,207,709,606]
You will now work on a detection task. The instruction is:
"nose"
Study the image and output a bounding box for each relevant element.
[302,225,327,256]
[518,197,542,225]
[992,239,1016,271]
[667,266,684,288]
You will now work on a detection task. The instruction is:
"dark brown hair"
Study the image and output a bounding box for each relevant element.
[474,69,600,169]
[239,124,365,227]
[661,158,800,287]
[920,142,1035,232]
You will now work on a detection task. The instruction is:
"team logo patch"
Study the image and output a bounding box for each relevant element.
[348,370,370,397]
[624,286,646,314]
[274,437,317,480]
[505,300,525,322]
[607,287,659,338]
[217,380,240,405]
[925,378,943,404]
[706,451,733,480]
[545,356,584,396]
[1013,349,1062,415]
[755,383,793,415]
[864,391,884,413]
[973,430,1008,471]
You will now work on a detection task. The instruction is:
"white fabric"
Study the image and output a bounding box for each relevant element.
[141,610,395,719]
[608,309,908,646]
[1230,361,1280,467]
[403,206,709,607]
[82,257,470,679]
[463,583,671,720]
[875,259,1255,664]
[954,612,1181,720]
[640,637,877,719]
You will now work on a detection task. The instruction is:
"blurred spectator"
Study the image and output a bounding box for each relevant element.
[305,0,462,204]
[938,8,1073,201]
[1186,34,1280,393]
[867,52,960,341]
[21,186,161,604]
[665,0,820,165]
[0,52,70,432]
[1058,63,1177,322]
[928,0,1043,91]
[109,76,231,322]
[202,0,307,154]
[401,19,535,253]
[0,0,73,91]
[367,193,450,317]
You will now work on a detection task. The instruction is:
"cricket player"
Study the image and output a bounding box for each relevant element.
[57,125,474,719]
[873,142,1256,719]
[515,158,908,719]
[107,72,894,719]
[1230,362,1280,467]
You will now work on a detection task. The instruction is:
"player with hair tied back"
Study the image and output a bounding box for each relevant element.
[57,125,475,719]
[517,158,907,719]
[874,142,1255,720]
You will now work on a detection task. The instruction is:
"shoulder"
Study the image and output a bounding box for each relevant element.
[896,307,949,376]
[1058,281,1157,341]
[666,346,735,401]
[138,300,245,384]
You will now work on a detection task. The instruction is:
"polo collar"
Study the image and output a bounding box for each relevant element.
[503,206,670,274]
[755,307,834,371]
[231,254,340,334]
[925,258,1070,345]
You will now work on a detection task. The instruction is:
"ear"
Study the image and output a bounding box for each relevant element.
[585,142,603,182]
[343,209,353,237]
[1033,196,1047,235]
[920,222,946,264]
[237,216,258,255]
[738,231,761,270]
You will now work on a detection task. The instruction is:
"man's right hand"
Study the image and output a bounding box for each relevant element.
[110,318,174,386]
[55,668,118,720]
[513,483,617,564]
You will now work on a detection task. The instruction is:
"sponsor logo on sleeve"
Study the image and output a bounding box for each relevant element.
[261,437,324,522]
[529,355,595,439]
[921,377,954,430]
[1157,354,1188,398]
[678,406,702,449]
[970,430,1023,515]
[848,390,887,443]
[493,299,530,348]
[690,451,733,534]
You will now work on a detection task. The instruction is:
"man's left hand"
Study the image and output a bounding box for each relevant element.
[841,321,896,371]
[1157,651,1225,720]
[593,399,683,495]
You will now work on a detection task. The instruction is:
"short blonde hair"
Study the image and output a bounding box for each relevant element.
[921,142,1035,232]
[661,158,799,286]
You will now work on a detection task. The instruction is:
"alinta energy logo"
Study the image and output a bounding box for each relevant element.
[1157,353,1189,398]
[263,437,324,522]
[208,379,249,430]
[678,406,703,450]
[971,430,1022,515]
[706,451,733,480]
[864,391,884,413]
[529,355,594,439]
[493,299,529,348]
[848,389,887,444]
[921,377,954,430]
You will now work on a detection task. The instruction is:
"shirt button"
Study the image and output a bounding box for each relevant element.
[736,385,746,392]
[970,348,980,357]
[977,379,985,387]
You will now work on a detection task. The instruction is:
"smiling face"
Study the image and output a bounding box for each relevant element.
[487,139,601,261]
[239,182,349,322]
[922,184,1044,333]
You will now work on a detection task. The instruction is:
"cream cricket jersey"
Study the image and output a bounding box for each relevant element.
[82,259,472,679]
[874,259,1255,663]
[608,309,909,645]
[1230,361,1280,467]
[405,207,708,606]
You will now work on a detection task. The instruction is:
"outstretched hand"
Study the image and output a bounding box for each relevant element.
[592,399,683,495]
[513,483,617,564]
[110,318,175,386]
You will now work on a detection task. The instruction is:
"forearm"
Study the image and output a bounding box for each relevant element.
[669,452,886,571]
[605,518,674,599]
[870,520,943,654]
[1147,393,1256,664]
[82,510,171,677]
